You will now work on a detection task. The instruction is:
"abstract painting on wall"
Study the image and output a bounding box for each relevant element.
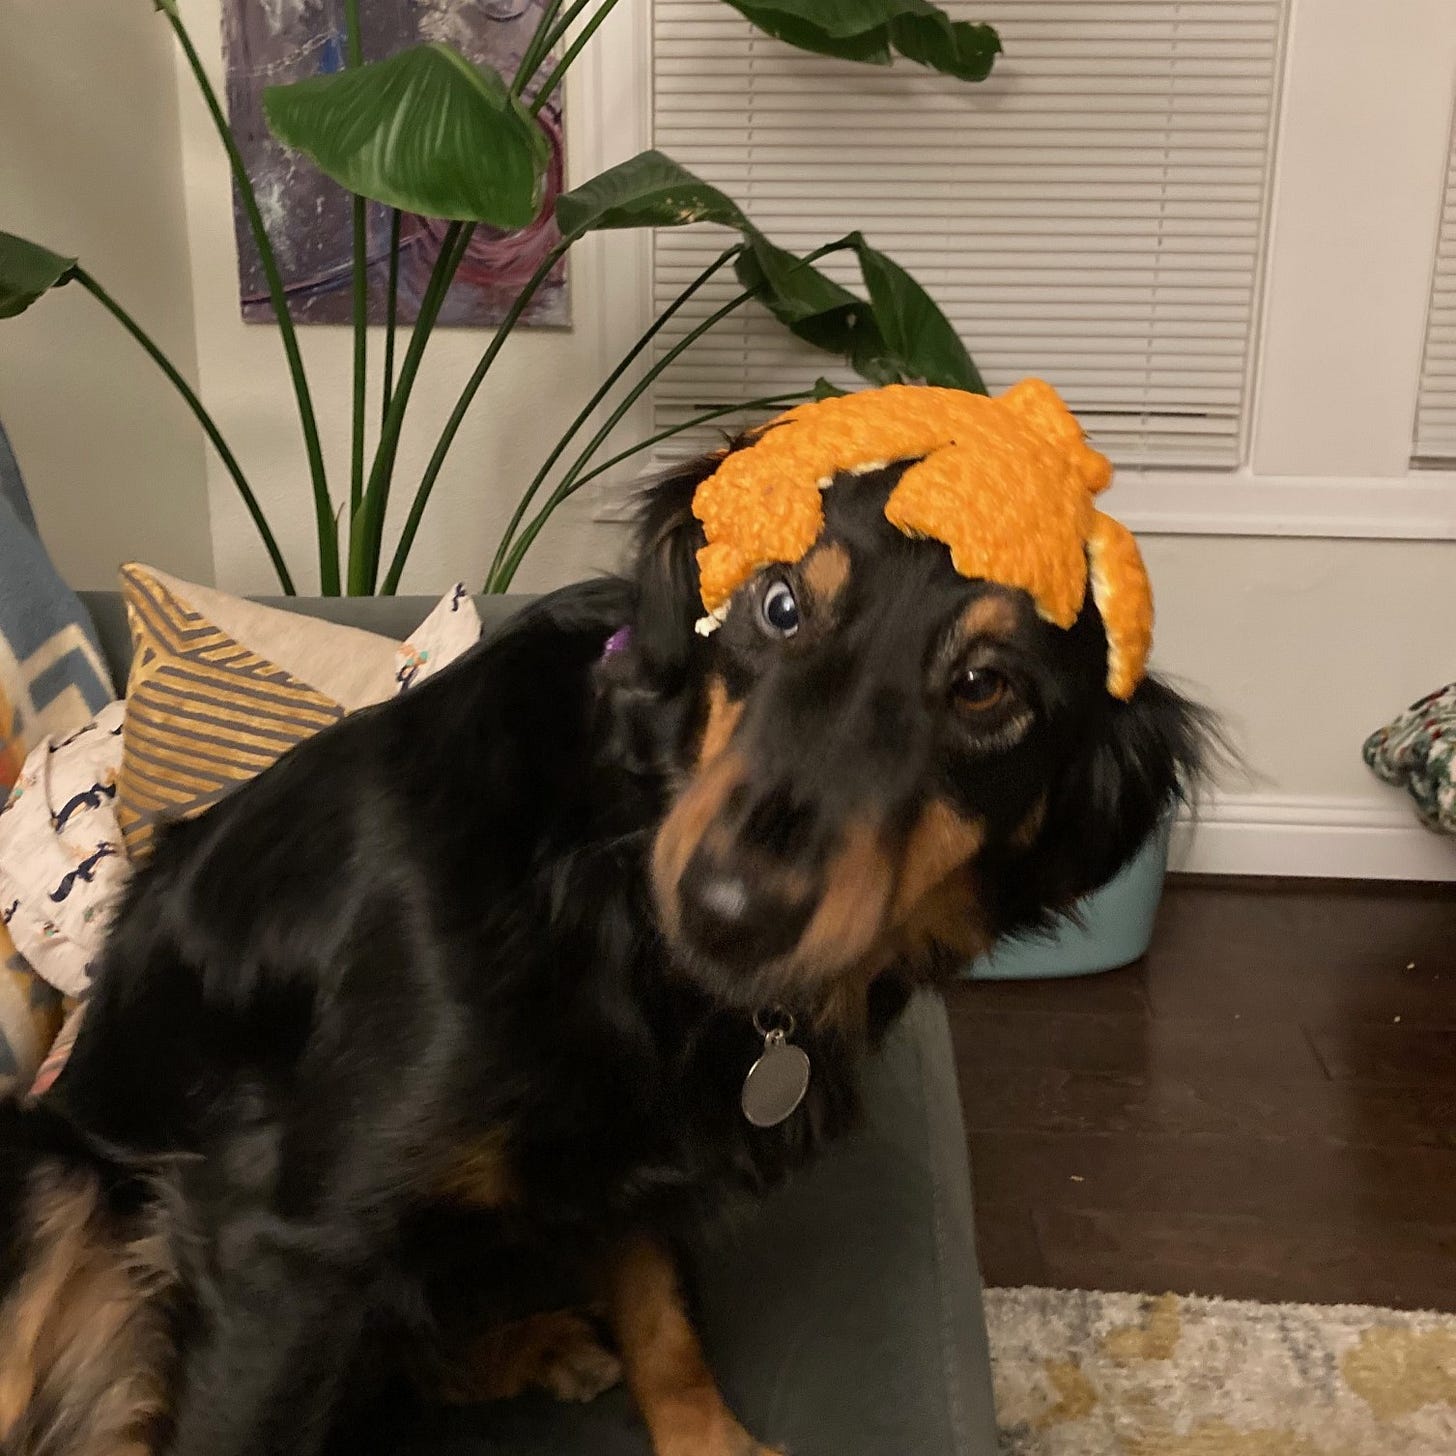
[221,0,568,329]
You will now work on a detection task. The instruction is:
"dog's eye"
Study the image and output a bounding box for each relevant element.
[761,580,801,638]
[954,666,1008,711]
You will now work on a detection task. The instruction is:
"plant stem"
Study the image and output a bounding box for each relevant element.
[382,208,401,428]
[350,198,367,522]
[164,5,337,593]
[532,0,592,82]
[511,0,566,97]
[381,234,571,595]
[74,268,295,594]
[491,238,858,590]
[559,391,813,495]
[343,0,362,66]
[345,0,366,526]
[491,289,756,591]
[486,244,741,587]
[530,0,623,116]
[350,221,473,594]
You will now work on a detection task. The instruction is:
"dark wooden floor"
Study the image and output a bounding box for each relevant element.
[945,875,1456,1311]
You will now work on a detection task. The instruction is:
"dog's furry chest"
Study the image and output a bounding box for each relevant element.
[457,917,866,1241]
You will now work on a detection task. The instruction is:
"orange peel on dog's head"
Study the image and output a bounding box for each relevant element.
[690,380,1153,699]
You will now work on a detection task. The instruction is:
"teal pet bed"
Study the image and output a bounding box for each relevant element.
[966,813,1174,980]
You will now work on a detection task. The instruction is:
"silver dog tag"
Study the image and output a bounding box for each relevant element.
[741,1026,811,1128]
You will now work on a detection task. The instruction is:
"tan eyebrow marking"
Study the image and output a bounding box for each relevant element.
[955,592,1019,647]
[801,541,852,612]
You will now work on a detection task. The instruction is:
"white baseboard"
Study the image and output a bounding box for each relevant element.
[1170,792,1456,881]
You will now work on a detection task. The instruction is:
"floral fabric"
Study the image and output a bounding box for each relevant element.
[1363,682,1456,834]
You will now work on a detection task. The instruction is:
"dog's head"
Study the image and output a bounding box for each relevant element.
[613,433,1210,1027]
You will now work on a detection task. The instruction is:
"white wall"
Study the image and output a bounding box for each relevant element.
[0,0,214,589]
[1145,536,1456,803]
[2,1,1452,876]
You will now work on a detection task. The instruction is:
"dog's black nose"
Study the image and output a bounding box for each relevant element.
[678,855,813,967]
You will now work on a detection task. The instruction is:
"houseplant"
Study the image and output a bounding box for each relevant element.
[0,0,1000,597]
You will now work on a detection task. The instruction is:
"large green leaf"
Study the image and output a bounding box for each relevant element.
[725,0,942,40]
[556,151,747,236]
[889,13,1001,81]
[851,236,984,392]
[735,234,899,384]
[722,0,999,78]
[263,44,548,226]
[0,232,76,319]
[734,231,980,392]
[735,232,859,324]
[720,9,893,65]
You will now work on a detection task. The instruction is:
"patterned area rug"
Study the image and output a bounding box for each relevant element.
[986,1287,1456,1455]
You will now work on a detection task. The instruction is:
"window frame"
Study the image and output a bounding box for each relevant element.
[578,0,1456,539]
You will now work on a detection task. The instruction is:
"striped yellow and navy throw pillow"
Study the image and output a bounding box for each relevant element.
[116,565,347,857]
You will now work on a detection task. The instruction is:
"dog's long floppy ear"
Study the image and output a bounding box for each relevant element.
[629,450,723,691]
[599,451,723,774]
[1026,671,1215,915]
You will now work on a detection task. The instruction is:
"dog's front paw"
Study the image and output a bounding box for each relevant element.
[532,1314,623,1403]
[436,1310,622,1405]
[653,1408,786,1456]
[716,1429,785,1456]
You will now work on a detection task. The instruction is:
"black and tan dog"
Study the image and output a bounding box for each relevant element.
[0,448,1208,1456]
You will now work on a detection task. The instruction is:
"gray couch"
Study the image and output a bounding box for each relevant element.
[81,590,1000,1456]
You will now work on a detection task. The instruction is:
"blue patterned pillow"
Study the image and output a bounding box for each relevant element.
[0,421,111,1092]
[0,423,113,757]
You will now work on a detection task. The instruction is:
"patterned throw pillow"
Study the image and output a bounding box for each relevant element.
[114,565,403,856]
[0,702,129,999]
[0,421,110,1093]
[114,566,483,858]
[0,425,112,747]
[394,584,482,692]
[0,576,480,1095]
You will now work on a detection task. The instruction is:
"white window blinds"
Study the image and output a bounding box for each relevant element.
[1413,113,1456,466]
[649,0,1286,469]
